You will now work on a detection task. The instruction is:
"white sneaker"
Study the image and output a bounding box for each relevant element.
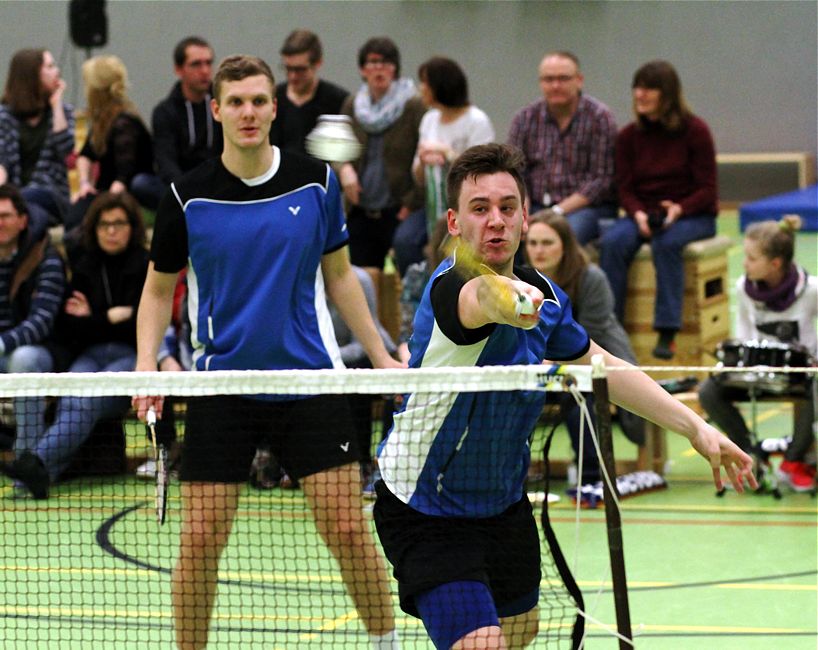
[135,459,156,479]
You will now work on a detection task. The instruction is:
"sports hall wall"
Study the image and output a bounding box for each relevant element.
[0,0,815,155]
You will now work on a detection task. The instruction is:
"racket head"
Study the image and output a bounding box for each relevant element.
[156,445,169,525]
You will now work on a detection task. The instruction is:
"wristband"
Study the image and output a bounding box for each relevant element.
[551,204,565,216]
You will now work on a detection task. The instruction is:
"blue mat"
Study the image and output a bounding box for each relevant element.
[739,184,818,231]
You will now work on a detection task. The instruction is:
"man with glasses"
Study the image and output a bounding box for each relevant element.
[269,29,349,156]
[0,184,66,493]
[151,36,223,189]
[508,51,617,245]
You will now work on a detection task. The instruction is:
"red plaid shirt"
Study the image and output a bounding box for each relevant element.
[508,94,616,208]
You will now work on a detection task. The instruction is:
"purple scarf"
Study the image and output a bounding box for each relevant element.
[744,264,807,312]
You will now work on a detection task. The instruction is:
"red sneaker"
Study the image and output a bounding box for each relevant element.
[778,461,816,492]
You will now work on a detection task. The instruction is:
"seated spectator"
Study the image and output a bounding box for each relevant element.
[393,56,495,275]
[68,56,158,230]
[0,184,67,490]
[0,191,148,498]
[270,29,349,155]
[599,60,717,359]
[152,36,222,189]
[0,48,75,227]
[699,216,816,492]
[525,210,645,489]
[339,37,425,290]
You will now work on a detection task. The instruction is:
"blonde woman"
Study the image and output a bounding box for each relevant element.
[69,55,157,229]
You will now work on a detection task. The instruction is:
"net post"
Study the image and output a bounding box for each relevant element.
[591,354,633,647]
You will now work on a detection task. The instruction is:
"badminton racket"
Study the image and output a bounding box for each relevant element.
[146,406,169,525]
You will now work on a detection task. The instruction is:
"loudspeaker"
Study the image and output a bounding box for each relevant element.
[69,0,108,49]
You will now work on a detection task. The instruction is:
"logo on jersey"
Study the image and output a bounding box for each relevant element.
[288,205,301,216]
[340,442,350,452]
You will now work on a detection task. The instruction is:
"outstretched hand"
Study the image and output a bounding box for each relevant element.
[689,424,758,492]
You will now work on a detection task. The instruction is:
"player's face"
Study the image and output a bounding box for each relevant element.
[743,238,781,283]
[39,51,61,95]
[212,75,276,151]
[176,45,214,96]
[96,207,132,256]
[538,55,583,110]
[448,172,527,275]
[525,222,563,276]
[282,52,319,95]
[633,86,662,121]
[0,198,28,250]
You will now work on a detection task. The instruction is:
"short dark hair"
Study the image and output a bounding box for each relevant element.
[446,143,526,211]
[81,191,146,252]
[280,29,323,64]
[358,37,400,77]
[173,36,212,67]
[632,60,691,132]
[213,55,275,103]
[2,48,48,117]
[418,57,469,108]
[0,183,29,217]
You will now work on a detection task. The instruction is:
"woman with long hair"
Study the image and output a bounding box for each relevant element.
[68,55,157,230]
[0,48,74,229]
[699,215,817,492]
[600,60,718,359]
[526,210,645,491]
[2,191,148,499]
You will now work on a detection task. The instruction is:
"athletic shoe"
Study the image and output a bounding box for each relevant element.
[778,460,816,492]
[652,341,676,360]
[0,451,49,500]
[567,483,603,509]
[135,458,156,479]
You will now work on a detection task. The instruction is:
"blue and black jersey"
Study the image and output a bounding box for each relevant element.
[150,147,348,372]
[378,257,590,518]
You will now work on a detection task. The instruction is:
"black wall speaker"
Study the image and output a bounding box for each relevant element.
[69,0,108,49]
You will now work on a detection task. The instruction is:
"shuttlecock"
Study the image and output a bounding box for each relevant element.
[306,115,362,162]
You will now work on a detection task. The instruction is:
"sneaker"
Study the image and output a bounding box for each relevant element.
[0,451,49,499]
[567,483,603,509]
[777,460,816,492]
[652,340,676,360]
[135,458,156,479]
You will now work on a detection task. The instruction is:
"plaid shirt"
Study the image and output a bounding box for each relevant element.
[508,94,616,208]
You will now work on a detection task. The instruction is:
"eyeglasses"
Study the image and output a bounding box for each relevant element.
[364,58,394,68]
[280,64,312,75]
[539,74,576,85]
[97,219,131,231]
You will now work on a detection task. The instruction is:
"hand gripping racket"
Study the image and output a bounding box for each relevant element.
[146,406,169,525]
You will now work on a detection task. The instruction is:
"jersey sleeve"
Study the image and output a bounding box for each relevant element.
[150,183,189,273]
[430,264,495,345]
[323,166,350,254]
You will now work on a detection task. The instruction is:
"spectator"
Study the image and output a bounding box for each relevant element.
[339,37,425,289]
[393,56,495,275]
[152,36,222,188]
[599,60,718,359]
[270,29,349,155]
[0,48,75,227]
[699,215,817,492]
[508,50,617,244]
[0,184,66,497]
[0,191,148,499]
[524,210,645,491]
[68,55,158,230]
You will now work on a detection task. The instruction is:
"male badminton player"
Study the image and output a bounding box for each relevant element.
[373,143,757,650]
[133,55,400,650]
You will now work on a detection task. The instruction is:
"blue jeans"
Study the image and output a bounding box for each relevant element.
[32,342,135,481]
[566,204,619,246]
[599,214,716,330]
[392,208,427,277]
[0,345,54,455]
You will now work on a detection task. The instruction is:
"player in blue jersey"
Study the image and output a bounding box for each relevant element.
[133,55,401,650]
[373,143,757,649]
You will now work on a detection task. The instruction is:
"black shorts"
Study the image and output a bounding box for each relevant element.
[373,481,542,617]
[179,395,361,483]
[347,205,399,269]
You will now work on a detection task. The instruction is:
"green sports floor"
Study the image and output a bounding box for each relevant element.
[0,213,815,649]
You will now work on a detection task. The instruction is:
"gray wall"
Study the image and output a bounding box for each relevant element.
[0,0,815,155]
